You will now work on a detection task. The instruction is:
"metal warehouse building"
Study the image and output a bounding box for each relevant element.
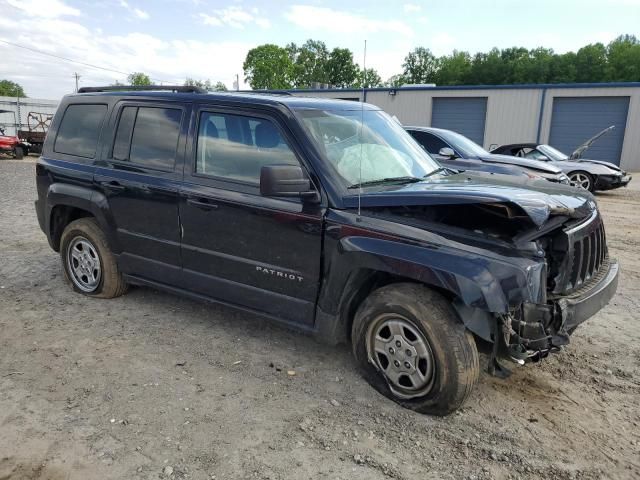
[289,82,640,171]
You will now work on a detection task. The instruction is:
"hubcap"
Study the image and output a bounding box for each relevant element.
[569,173,591,190]
[67,237,101,292]
[366,315,435,399]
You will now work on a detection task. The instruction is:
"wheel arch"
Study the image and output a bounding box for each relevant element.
[314,235,533,344]
[46,183,119,252]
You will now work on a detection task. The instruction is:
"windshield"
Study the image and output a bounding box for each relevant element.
[538,144,569,161]
[295,108,440,187]
[438,130,488,157]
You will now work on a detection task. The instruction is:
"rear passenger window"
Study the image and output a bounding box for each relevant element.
[111,106,182,170]
[196,111,298,184]
[54,104,107,158]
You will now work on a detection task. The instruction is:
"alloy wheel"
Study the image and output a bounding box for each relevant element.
[569,172,592,190]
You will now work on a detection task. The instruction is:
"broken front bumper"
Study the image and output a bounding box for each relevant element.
[596,174,632,190]
[555,258,619,333]
[511,258,619,358]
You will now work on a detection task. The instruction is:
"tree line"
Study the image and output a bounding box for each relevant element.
[243,34,640,90]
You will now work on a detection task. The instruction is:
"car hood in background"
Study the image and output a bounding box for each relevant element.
[553,158,624,174]
[343,172,594,227]
[478,153,563,175]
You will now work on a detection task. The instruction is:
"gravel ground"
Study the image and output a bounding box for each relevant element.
[1,158,639,480]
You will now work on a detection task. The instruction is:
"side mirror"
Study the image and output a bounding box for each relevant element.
[538,156,549,162]
[260,165,317,200]
[439,147,456,158]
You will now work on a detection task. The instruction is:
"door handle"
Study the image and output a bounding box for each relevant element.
[99,180,126,191]
[187,197,219,211]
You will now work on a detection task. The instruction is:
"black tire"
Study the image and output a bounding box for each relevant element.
[568,170,595,192]
[13,146,24,159]
[352,283,479,416]
[60,218,128,298]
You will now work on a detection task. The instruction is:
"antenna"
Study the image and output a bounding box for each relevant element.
[358,39,367,219]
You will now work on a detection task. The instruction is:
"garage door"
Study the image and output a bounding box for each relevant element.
[549,96,629,165]
[431,97,487,145]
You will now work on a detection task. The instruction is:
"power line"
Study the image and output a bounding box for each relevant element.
[0,39,179,84]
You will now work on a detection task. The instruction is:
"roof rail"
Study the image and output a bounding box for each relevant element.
[230,90,293,96]
[77,85,208,94]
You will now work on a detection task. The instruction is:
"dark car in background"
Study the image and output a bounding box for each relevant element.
[491,131,632,192]
[406,126,571,185]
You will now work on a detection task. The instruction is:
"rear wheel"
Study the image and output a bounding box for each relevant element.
[13,146,24,159]
[352,283,479,416]
[568,171,594,192]
[60,218,128,298]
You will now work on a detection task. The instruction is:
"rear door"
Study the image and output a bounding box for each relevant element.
[178,105,324,326]
[94,101,189,284]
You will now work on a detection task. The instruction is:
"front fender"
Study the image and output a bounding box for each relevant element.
[316,210,546,343]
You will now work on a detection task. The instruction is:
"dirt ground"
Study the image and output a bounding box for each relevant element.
[0,158,638,480]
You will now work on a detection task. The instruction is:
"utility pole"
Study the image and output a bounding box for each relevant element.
[73,72,81,92]
[236,74,239,91]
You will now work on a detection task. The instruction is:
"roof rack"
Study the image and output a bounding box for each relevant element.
[228,90,292,96]
[77,85,207,94]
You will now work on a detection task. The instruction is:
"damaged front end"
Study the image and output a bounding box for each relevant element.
[342,176,619,374]
[493,207,619,373]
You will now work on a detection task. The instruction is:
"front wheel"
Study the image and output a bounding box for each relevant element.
[352,283,479,416]
[568,171,594,192]
[13,146,24,159]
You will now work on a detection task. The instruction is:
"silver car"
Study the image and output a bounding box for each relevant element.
[492,127,632,192]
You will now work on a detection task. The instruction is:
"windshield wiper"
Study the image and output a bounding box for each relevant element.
[347,176,423,189]
[422,167,450,179]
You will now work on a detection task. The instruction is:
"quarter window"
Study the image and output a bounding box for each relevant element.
[54,104,107,158]
[112,106,182,170]
[196,111,299,184]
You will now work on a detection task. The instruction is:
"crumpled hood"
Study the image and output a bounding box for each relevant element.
[555,158,623,173]
[479,153,563,174]
[343,172,595,227]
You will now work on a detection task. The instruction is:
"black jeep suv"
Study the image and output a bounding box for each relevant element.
[35,86,619,415]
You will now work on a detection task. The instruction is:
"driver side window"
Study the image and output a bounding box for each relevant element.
[196,111,299,184]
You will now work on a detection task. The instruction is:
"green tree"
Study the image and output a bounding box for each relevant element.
[402,47,438,84]
[289,39,330,87]
[468,48,506,85]
[213,81,228,91]
[384,74,407,87]
[354,68,383,88]
[607,35,640,81]
[326,47,359,88]
[575,43,608,82]
[185,78,228,91]
[511,48,553,84]
[0,80,26,97]
[548,52,577,83]
[127,72,152,86]
[434,50,472,85]
[243,44,294,89]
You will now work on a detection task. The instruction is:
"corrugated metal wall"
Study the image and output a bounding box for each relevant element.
[290,85,640,171]
[0,96,59,136]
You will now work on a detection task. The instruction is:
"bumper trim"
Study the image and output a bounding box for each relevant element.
[557,258,619,332]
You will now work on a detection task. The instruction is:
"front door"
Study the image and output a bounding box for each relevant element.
[178,106,324,326]
[94,102,189,284]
